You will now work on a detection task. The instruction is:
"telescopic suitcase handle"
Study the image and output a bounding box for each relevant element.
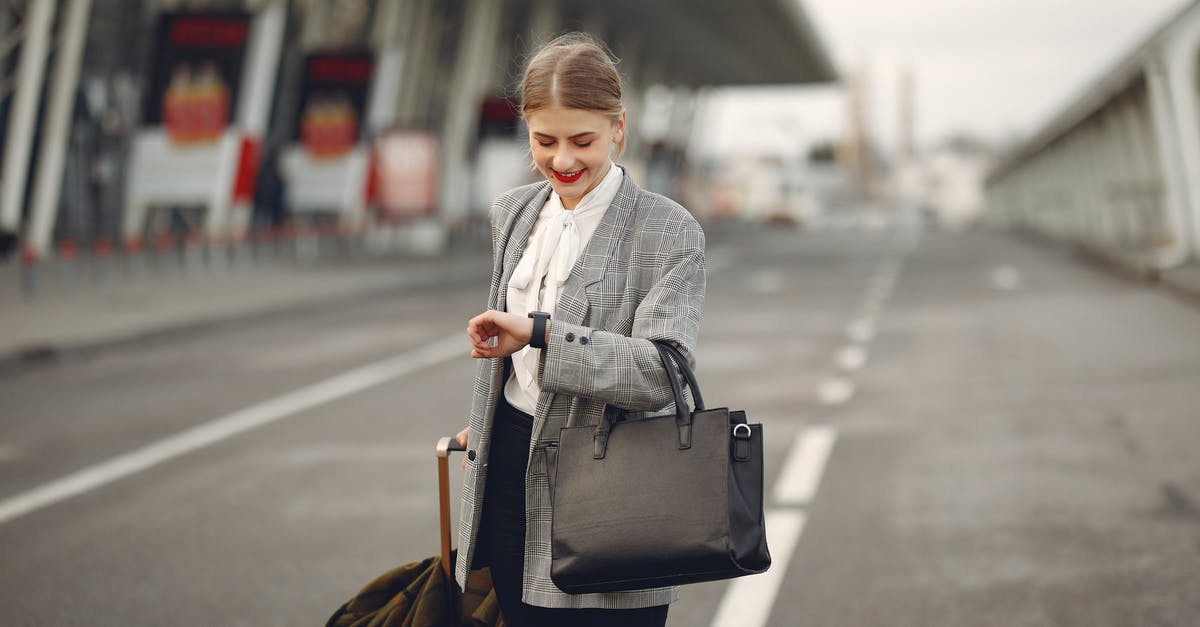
[436,437,467,579]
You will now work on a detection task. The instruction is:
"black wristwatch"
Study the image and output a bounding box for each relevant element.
[528,311,550,349]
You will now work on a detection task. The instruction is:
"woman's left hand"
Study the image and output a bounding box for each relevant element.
[467,310,536,358]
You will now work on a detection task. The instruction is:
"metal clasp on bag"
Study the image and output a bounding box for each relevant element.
[732,423,752,462]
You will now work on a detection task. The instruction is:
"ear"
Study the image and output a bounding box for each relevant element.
[614,109,627,141]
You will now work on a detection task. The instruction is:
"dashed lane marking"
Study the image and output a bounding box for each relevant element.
[773,425,838,506]
[845,318,877,343]
[990,265,1022,290]
[816,376,855,405]
[835,344,868,372]
[0,334,464,525]
[748,270,786,294]
[712,425,837,627]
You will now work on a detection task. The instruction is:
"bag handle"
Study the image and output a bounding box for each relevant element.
[592,341,700,459]
[656,341,705,411]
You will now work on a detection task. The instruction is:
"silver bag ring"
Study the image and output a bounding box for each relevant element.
[732,423,752,438]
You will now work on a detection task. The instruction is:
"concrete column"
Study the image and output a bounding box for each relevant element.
[1096,107,1130,247]
[237,2,287,137]
[208,0,287,237]
[617,36,645,159]
[439,0,504,224]
[26,0,93,258]
[1146,58,1193,268]
[1163,14,1200,257]
[366,0,408,135]
[1081,121,1113,246]
[394,0,435,127]
[1066,132,1097,245]
[527,0,561,49]
[1127,83,1170,248]
[0,0,57,241]
[1114,94,1151,248]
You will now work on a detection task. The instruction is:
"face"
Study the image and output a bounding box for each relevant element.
[526,105,625,209]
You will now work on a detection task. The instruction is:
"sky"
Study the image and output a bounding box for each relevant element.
[691,0,1192,158]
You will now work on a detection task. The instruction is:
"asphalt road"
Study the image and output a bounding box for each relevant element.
[1,222,1198,626]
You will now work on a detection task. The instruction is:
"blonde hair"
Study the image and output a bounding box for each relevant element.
[520,32,626,158]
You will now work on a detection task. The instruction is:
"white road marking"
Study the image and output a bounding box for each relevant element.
[748,270,786,294]
[858,302,882,320]
[845,318,877,343]
[710,510,807,627]
[816,376,855,405]
[835,344,868,371]
[0,334,465,525]
[990,265,1021,290]
[773,426,838,505]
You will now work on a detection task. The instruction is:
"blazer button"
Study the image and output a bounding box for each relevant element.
[565,332,576,342]
[467,449,477,462]
[579,336,589,345]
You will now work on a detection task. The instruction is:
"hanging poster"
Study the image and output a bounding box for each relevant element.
[144,12,250,145]
[295,52,374,158]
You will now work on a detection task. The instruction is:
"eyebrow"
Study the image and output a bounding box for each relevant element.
[532,131,598,140]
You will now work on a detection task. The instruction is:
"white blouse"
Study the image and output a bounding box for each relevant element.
[503,162,623,415]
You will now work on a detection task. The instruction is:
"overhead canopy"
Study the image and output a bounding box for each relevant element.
[545,0,839,87]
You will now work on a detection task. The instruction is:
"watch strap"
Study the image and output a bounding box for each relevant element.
[528,311,550,349]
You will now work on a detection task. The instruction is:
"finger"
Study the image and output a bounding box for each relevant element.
[468,325,494,350]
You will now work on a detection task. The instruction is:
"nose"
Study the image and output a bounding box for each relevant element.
[551,147,576,172]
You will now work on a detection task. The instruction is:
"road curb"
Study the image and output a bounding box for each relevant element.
[0,255,490,376]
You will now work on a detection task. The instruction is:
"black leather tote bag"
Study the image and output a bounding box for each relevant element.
[545,341,771,594]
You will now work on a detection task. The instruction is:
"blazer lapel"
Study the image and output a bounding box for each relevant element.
[497,184,551,312]
[554,171,639,326]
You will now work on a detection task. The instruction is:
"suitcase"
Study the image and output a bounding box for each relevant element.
[436,436,467,578]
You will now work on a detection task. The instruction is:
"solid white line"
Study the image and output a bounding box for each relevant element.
[773,425,838,505]
[711,510,807,627]
[0,334,465,525]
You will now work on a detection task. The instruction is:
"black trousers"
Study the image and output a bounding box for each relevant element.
[477,396,669,627]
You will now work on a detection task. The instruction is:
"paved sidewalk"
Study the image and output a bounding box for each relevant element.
[0,249,491,370]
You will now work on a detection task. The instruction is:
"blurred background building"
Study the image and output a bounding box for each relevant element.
[0,0,837,267]
[986,0,1200,278]
[1,0,1198,284]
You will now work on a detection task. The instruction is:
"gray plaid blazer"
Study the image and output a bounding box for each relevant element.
[454,169,705,609]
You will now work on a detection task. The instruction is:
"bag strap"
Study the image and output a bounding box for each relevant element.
[592,341,698,458]
[654,341,697,450]
[655,341,705,411]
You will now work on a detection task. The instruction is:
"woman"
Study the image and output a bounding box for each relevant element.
[455,33,705,627]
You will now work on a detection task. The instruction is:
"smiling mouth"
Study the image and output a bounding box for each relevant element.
[553,168,584,183]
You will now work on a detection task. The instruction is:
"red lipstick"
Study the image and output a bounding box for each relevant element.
[553,168,584,183]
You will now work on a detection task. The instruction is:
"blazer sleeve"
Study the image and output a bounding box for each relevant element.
[537,219,705,412]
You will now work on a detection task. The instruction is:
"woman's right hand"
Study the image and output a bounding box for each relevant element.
[456,427,470,468]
